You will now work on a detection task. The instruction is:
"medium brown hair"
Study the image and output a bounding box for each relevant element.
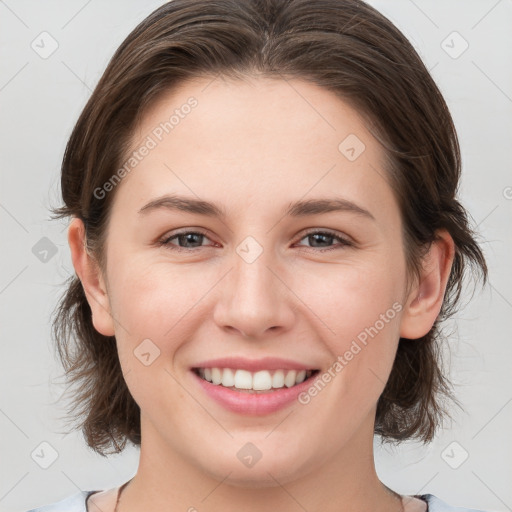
[52,0,488,455]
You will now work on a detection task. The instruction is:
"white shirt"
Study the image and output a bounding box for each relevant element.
[24,487,493,512]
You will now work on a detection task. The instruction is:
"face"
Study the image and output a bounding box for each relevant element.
[87,76,414,486]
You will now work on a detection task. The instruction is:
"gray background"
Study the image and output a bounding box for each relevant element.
[1,1,511,511]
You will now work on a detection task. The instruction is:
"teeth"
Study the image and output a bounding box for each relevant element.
[234,369,253,390]
[284,370,296,387]
[221,368,235,387]
[253,370,272,391]
[272,370,285,388]
[196,367,315,391]
[211,367,222,385]
[296,369,307,384]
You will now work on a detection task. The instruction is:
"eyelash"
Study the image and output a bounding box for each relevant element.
[157,228,353,253]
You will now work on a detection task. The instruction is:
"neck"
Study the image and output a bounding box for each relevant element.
[118,411,402,512]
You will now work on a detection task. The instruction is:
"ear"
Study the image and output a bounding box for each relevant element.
[68,217,115,337]
[400,229,455,340]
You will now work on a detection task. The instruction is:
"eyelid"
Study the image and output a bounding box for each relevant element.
[297,227,354,245]
[293,228,354,252]
[158,227,354,252]
[158,227,213,247]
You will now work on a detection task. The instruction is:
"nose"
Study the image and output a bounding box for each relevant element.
[213,247,296,339]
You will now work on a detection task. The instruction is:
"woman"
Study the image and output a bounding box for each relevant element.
[27,0,490,511]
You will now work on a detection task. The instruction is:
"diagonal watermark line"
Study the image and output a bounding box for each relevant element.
[61,470,83,493]
[60,263,73,277]
[62,469,110,512]
[61,60,93,92]
[368,162,389,187]
[471,471,512,511]
[265,266,336,335]
[489,282,512,310]
[476,204,499,228]
[0,409,29,439]
[61,0,93,29]
[472,396,512,439]
[86,289,131,336]
[163,368,234,438]
[278,73,336,131]
[339,11,359,36]
[472,61,512,105]
[429,61,439,72]
[0,62,29,91]
[200,471,232,502]
[163,267,233,337]
[0,0,29,28]
[200,72,220,93]
[0,202,29,232]
[406,0,439,29]
[471,0,503,30]
[267,471,309,511]
[265,409,295,438]
[414,472,440,495]
[0,265,28,295]
[0,472,29,502]
[107,458,127,478]
[368,367,386,385]
[60,220,70,233]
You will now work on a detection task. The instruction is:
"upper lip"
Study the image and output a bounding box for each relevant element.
[191,356,318,372]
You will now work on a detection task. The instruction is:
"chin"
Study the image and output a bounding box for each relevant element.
[198,448,316,488]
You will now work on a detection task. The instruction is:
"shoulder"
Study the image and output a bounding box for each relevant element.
[24,490,494,512]
[24,490,98,512]
[421,494,494,512]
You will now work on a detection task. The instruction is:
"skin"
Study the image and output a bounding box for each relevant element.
[69,75,454,512]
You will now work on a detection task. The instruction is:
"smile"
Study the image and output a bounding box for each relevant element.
[193,367,320,393]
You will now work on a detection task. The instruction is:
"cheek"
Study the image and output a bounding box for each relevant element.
[108,254,197,330]
[292,253,405,394]
[105,258,190,374]
[106,261,196,410]
[296,255,404,339]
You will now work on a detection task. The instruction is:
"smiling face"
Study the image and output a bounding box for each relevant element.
[73,75,424,488]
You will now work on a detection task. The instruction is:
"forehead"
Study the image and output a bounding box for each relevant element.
[132,74,372,158]
[114,75,396,225]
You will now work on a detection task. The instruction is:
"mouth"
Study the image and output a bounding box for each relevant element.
[192,367,321,394]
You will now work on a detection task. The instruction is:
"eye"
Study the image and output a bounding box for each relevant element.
[158,228,353,253]
[158,229,214,251]
[294,229,353,252]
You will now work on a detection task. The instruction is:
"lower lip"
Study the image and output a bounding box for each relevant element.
[191,370,319,415]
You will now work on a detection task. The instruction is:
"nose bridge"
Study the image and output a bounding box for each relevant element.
[213,236,295,338]
[234,242,277,300]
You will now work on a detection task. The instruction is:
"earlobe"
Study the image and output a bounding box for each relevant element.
[68,217,116,337]
[400,230,455,340]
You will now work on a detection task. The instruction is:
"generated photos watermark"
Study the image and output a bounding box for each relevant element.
[93,96,198,200]
[297,301,403,405]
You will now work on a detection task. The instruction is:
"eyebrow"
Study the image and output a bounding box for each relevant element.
[138,194,375,221]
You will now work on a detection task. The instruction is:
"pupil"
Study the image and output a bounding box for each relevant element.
[310,233,331,247]
[181,233,202,247]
